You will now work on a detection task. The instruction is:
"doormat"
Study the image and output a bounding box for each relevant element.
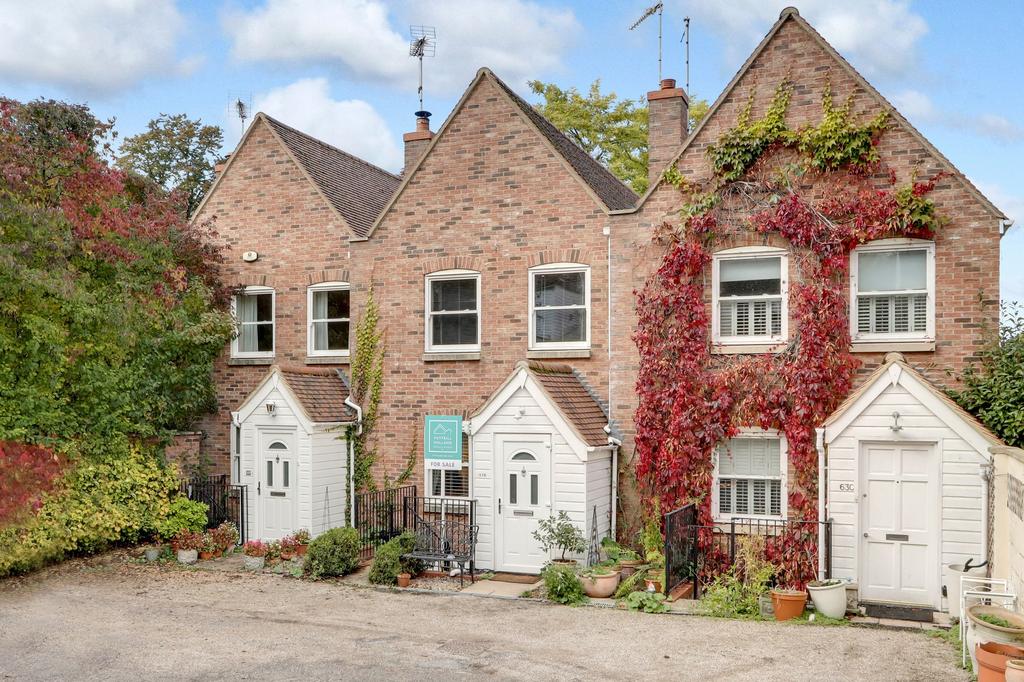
[490,573,540,584]
[863,603,935,622]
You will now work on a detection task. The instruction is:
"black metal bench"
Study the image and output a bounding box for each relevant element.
[403,517,479,586]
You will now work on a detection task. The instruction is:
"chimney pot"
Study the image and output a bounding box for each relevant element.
[660,78,676,90]
[403,111,434,175]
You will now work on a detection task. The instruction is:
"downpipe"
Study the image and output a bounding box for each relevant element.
[344,395,363,528]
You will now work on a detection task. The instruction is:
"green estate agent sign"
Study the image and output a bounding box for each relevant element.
[424,415,463,470]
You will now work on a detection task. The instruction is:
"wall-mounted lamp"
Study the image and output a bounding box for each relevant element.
[890,411,902,432]
[266,402,276,416]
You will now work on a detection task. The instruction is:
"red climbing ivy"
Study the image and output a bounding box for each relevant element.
[634,81,944,586]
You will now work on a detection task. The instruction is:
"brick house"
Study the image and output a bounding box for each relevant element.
[193,8,1010,607]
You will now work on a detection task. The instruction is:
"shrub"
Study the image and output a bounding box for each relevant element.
[542,562,586,606]
[624,590,669,614]
[305,527,361,578]
[368,531,421,585]
[532,511,586,561]
[153,496,209,541]
[700,536,777,619]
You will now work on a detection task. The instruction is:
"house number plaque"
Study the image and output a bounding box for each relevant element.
[838,483,855,492]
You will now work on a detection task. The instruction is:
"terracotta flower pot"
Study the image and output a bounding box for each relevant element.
[199,550,213,561]
[770,589,807,621]
[296,544,308,557]
[397,573,411,588]
[618,560,644,578]
[977,642,1024,682]
[581,570,620,598]
[280,549,295,561]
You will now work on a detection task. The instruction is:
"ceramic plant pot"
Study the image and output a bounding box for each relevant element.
[243,555,266,571]
[144,547,162,562]
[807,580,847,619]
[397,573,411,588]
[177,549,198,565]
[967,605,1024,673]
[1006,659,1024,682]
[770,589,807,622]
[581,570,621,598]
[976,642,1024,682]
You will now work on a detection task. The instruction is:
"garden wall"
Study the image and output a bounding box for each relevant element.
[991,445,1024,614]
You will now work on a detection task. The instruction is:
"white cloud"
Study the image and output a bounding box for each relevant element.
[679,0,927,79]
[223,0,580,96]
[228,78,403,172]
[0,0,192,93]
[892,89,1024,142]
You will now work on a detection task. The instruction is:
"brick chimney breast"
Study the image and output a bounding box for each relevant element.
[647,78,688,188]
[403,111,434,176]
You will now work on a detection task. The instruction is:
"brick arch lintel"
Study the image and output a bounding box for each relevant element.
[527,248,591,268]
[421,256,483,275]
[307,269,351,286]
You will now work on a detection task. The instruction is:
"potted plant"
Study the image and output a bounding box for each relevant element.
[243,540,269,570]
[210,522,238,556]
[807,578,847,619]
[976,641,1024,682]
[644,568,664,594]
[532,511,586,565]
[397,572,412,588]
[171,529,203,564]
[770,586,807,621]
[600,537,643,577]
[580,563,621,598]
[293,528,311,556]
[265,540,282,565]
[279,535,298,561]
[966,604,1024,673]
[198,532,216,561]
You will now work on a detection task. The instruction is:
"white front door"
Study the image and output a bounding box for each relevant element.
[258,431,296,540]
[860,442,940,607]
[496,435,550,573]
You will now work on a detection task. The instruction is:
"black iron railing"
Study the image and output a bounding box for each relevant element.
[403,496,477,583]
[663,505,832,598]
[181,475,248,544]
[354,485,418,561]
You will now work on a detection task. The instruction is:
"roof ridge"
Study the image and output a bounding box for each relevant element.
[261,113,400,180]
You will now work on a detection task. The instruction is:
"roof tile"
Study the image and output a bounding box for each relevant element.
[278,366,353,423]
[526,361,609,447]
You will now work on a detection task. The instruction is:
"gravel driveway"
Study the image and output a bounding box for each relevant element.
[0,556,965,681]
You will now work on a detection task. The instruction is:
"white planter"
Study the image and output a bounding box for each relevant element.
[243,555,266,571]
[144,547,162,562]
[177,549,198,565]
[966,605,1024,673]
[807,580,847,619]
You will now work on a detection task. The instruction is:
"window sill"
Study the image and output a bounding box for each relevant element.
[527,349,591,359]
[711,343,787,355]
[422,352,481,362]
[228,357,274,366]
[305,356,350,365]
[851,340,935,353]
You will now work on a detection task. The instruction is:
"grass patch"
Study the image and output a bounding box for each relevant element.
[926,623,971,673]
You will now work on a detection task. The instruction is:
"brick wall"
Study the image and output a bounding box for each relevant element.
[192,119,355,475]
[608,16,1002,530]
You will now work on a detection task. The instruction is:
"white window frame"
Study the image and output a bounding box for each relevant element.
[528,263,591,351]
[425,465,471,499]
[711,428,788,522]
[307,282,351,358]
[424,269,481,353]
[849,238,935,343]
[711,246,789,346]
[231,285,275,359]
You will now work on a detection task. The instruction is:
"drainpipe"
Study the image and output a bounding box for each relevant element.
[344,395,363,528]
[816,427,827,580]
[603,223,617,540]
[607,426,621,540]
[999,218,1014,237]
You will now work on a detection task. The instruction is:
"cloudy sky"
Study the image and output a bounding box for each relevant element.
[0,0,1021,300]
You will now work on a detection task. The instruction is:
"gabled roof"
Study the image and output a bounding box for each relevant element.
[192,113,400,240]
[469,360,611,453]
[261,116,401,239]
[362,68,638,239]
[236,365,354,426]
[822,352,1002,454]
[627,7,1008,224]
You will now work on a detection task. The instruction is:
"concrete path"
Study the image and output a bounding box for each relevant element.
[0,556,967,681]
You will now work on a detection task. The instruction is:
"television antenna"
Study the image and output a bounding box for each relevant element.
[681,16,690,91]
[409,25,437,112]
[630,2,664,82]
[235,98,249,130]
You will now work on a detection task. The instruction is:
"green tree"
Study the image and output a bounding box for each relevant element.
[955,303,1024,447]
[529,80,709,194]
[117,113,223,217]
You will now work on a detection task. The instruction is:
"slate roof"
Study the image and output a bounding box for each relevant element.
[488,73,639,211]
[263,115,401,239]
[278,366,354,424]
[525,361,610,447]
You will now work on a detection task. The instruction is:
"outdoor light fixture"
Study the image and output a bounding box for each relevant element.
[266,402,276,416]
[890,411,902,432]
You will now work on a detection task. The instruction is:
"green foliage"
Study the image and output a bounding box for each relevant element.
[117,113,224,217]
[614,567,650,599]
[304,527,361,578]
[623,590,669,613]
[927,622,971,672]
[531,511,586,561]
[347,285,385,494]
[890,181,943,234]
[797,85,888,171]
[367,531,420,585]
[153,496,209,541]
[0,442,185,577]
[600,536,639,562]
[955,302,1024,447]
[639,512,665,567]
[529,79,710,195]
[707,81,794,182]
[541,562,587,605]
[700,537,777,619]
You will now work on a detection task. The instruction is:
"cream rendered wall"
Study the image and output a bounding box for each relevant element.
[991,446,1024,614]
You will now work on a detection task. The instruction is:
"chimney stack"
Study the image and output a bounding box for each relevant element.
[647,78,688,188]
[403,111,434,175]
